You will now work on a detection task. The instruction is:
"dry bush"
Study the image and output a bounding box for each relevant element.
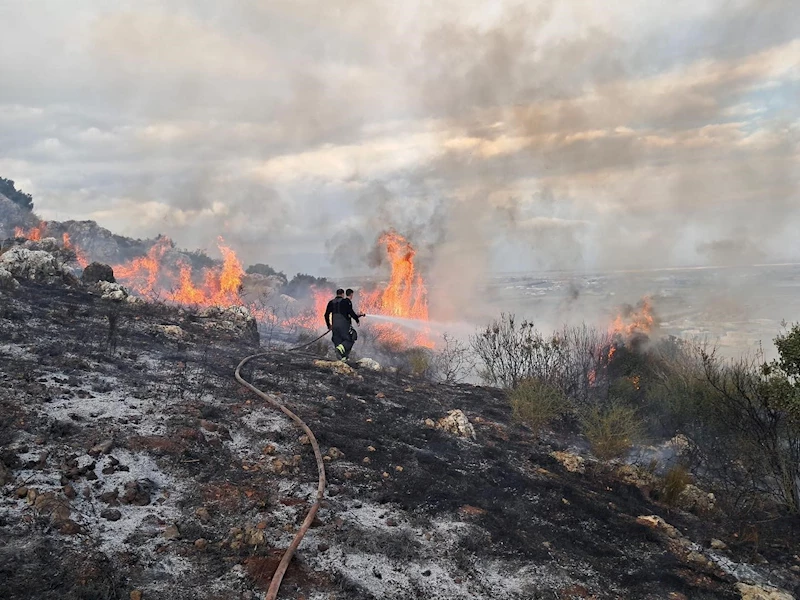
[658,464,692,506]
[509,378,568,433]
[432,333,475,383]
[581,402,643,460]
[406,347,434,378]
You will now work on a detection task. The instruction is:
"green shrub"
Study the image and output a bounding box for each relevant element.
[658,464,692,506]
[509,378,568,433]
[581,402,642,460]
[406,347,433,378]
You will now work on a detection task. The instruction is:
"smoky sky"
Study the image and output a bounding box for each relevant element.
[0,0,798,286]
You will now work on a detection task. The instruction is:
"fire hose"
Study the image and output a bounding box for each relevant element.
[234,329,331,600]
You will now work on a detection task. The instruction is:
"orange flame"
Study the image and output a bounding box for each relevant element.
[113,237,173,297]
[358,230,432,347]
[361,230,429,321]
[166,238,245,307]
[62,233,90,268]
[609,296,655,339]
[14,222,46,241]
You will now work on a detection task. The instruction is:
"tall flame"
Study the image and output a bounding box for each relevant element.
[14,222,46,241]
[113,237,173,297]
[361,230,429,321]
[609,296,655,339]
[360,230,432,347]
[62,233,90,268]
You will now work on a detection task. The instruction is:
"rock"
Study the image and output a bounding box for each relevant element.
[194,538,208,550]
[59,520,82,535]
[15,486,28,499]
[395,465,404,472]
[367,445,376,452]
[616,464,657,488]
[100,490,119,505]
[735,583,794,600]
[327,447,345,460]
[318,542,330,552]
[0,247,62,282]
[130,590,143,600]
[357,357,382,371]
[636,515,680,539]
[0,266,19,291]
[163,524,181,540]
[63,484,76,499]
[677,484,716,514]
[88,439,114,457]
[195,507,211,522]
[423,418,436,429]
[550,451,586,474]
[155,325,186,340]
[101,509,122,521]
[97,280,130,302]
[197,305,259,344]
[121,479,154,506]
[34,492,71,524]
[435,410,476,440]
[299,435,311,445]
[313,359,356,375]
[710,538,728,551]
[362,457,371,464]
[325,395,336,402]
[81,262,115,284]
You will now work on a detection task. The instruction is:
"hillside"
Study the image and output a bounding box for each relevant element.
[0,253,798,599]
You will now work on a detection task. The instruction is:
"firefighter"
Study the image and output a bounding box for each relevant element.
[323,288,364,360]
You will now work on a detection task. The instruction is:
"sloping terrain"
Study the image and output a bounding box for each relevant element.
[0,280,798,600]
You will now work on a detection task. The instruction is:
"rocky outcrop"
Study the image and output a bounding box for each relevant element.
[197,305,259,344]
[0,246,63,282]
[735,583,795,600]
[0,265,19,291]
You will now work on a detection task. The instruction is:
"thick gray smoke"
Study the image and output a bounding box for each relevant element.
[0,0,797,331]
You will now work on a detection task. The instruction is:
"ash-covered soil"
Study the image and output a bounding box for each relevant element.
[1,281,798,600]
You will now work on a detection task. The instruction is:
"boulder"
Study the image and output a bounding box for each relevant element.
[436,409,476,440]
[0,265,19,291]
[0,246,62,282]
[677,484,716,515]
[81,262,115,285]
[357,357,382,371]
[97,280,131,302]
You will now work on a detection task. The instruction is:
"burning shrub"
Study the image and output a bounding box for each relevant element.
[509,378,569,434]
[580,402,643,460]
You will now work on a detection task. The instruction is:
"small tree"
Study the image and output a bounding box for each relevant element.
[433,333,475,383]
[0,177,34,211]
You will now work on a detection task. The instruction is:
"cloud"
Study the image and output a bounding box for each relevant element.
[0,0,796,292]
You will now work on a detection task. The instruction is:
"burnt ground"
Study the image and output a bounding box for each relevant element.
[0,281,798,600]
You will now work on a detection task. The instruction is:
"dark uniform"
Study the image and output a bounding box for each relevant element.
[324,296,361,359]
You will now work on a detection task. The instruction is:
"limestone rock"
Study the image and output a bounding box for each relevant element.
[677,484,716,514]
[357,357,382,371]
[0,246,62,282]
[551,451,586,474]
[0,266,19,291]
[435,410,476,440]
[98,280,130,302]
[735,583,794,600]
[313,359,356,376]
[636,515,680,539]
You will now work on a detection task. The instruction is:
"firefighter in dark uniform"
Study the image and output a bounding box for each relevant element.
[324,288,364,360]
